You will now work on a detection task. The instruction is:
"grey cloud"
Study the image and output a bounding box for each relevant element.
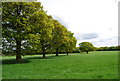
[82,33,99,39]
[77,36,118,47]
[75,33,99,40]
[53,15,70,28]
[98,40,105,42]
[98,36,118,43]
[97,39,109,43]
[109,27,112,31]
[107,36,118,41]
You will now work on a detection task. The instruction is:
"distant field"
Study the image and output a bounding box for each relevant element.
[2,51,118,79]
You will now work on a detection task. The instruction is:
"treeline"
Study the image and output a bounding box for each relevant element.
[73,45,120,53]
[2,2,77,62]
[96,46,120,51]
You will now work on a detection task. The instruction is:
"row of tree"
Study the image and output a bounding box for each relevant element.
[96,46,120,51]
[2,2,77,62]
[74,42,120,54]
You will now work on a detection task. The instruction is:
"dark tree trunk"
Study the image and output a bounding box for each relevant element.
[56,48,59,56]
[16,40,21,63]
[42,49,46,58]
[67,52,68,55]
[16,4,22,63]
[86,51,88,54]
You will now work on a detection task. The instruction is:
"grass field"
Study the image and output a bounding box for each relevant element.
[2,51,118,79]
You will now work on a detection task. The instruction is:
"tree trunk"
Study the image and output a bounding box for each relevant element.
[15,5,22,63]
[66,49,69,55]
[42,49,46,58]
[67,52,68,55]
[56,48,59,56]
[16,40,21,63]
[16,54,21,63]
[86,51,88,54]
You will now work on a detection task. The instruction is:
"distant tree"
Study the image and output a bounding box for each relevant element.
[97,46,120,51]
[117,45,120,51]
[79,42,95,54]
[94,47,99,51]
[73,47,80,53]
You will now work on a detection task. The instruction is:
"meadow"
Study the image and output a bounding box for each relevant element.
[2,51,118,79]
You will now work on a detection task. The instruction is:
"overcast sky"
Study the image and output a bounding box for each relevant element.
[39,0,119,47]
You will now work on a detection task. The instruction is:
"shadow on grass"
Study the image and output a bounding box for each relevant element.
[2,54,68,65]
[26,56,48,59]
[27,54,67,59]
[2,58,30,65]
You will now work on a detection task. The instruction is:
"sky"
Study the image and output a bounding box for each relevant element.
[39,0,119,47]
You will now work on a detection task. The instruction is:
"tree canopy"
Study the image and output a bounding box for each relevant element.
[79,42,95,54]
[2,2,77,62]
[2,2,44,62]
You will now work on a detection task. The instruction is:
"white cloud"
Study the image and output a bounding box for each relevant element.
[39,0,118,47]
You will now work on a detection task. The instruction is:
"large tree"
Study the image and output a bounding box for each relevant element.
[29,11,54,58]
[79,42,95,54]
[61,31,77,55]
[2,2,43,62]
[51,20,68,56]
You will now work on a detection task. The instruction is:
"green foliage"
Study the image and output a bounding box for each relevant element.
[73,47,80,53]
[63,31,77,53]
[2,2,77,59]
[51,20,69,55]
[29,10,54,58]
[2,2,43,62]
[79,42,95,54]
[52,20,66,48]
[96,46,120,51]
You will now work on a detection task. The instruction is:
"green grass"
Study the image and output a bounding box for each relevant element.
[2,51,118,79]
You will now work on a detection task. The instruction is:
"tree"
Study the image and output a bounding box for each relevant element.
[57,31,77,55]
[62,31,77,55]
[79,42,95,54]
[29,11,54,58]
[96,46,120,51]
[51,20,68,56]
[73,47,80,53]
[2,2,43,62]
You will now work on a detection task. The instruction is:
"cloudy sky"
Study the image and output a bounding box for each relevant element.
[39,0,119,47]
